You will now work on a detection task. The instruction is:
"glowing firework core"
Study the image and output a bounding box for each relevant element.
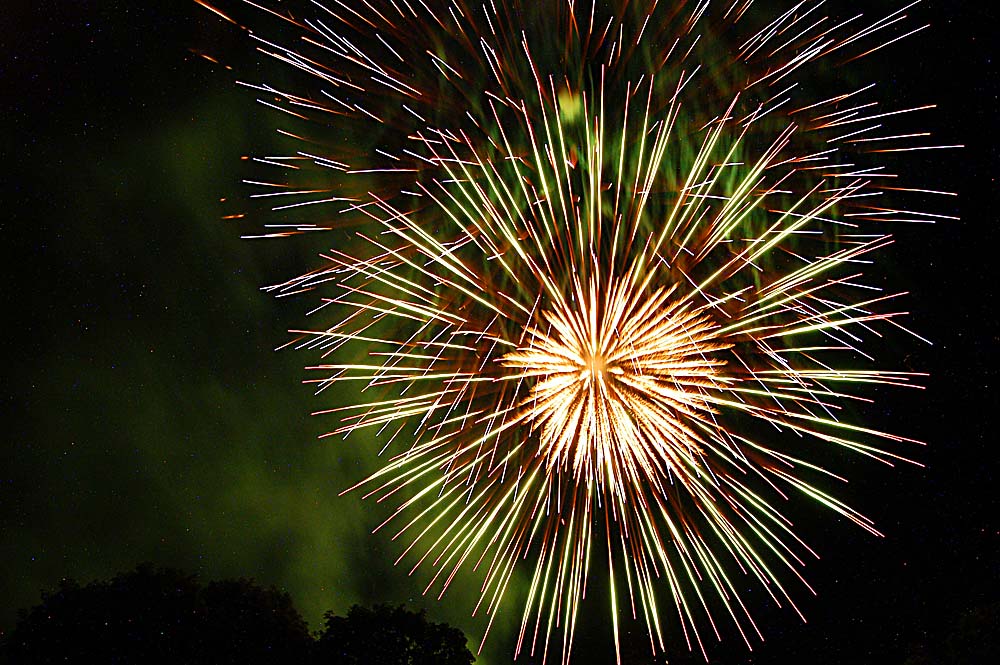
[504,274,731,479]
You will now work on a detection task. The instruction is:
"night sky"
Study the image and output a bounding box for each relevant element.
[3,1,997,664]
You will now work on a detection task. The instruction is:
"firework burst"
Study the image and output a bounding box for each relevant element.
[203,0,957,661]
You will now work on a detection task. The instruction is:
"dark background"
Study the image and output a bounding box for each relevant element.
[3,1,996,663]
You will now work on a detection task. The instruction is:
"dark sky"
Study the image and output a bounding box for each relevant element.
[3,1,997,664]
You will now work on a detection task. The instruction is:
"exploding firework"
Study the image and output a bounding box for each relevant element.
[202,0,957,662]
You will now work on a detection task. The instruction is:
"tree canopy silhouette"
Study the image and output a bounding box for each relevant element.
[1,565,475,664]
[1,564,312,664]
[315,603,474,665]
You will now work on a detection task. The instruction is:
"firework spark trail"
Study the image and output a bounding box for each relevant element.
[202,0,958,662]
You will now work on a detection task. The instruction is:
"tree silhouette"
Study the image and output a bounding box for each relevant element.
[315,603,475,665]
[2,565,476,664]
[1,564,312,664]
